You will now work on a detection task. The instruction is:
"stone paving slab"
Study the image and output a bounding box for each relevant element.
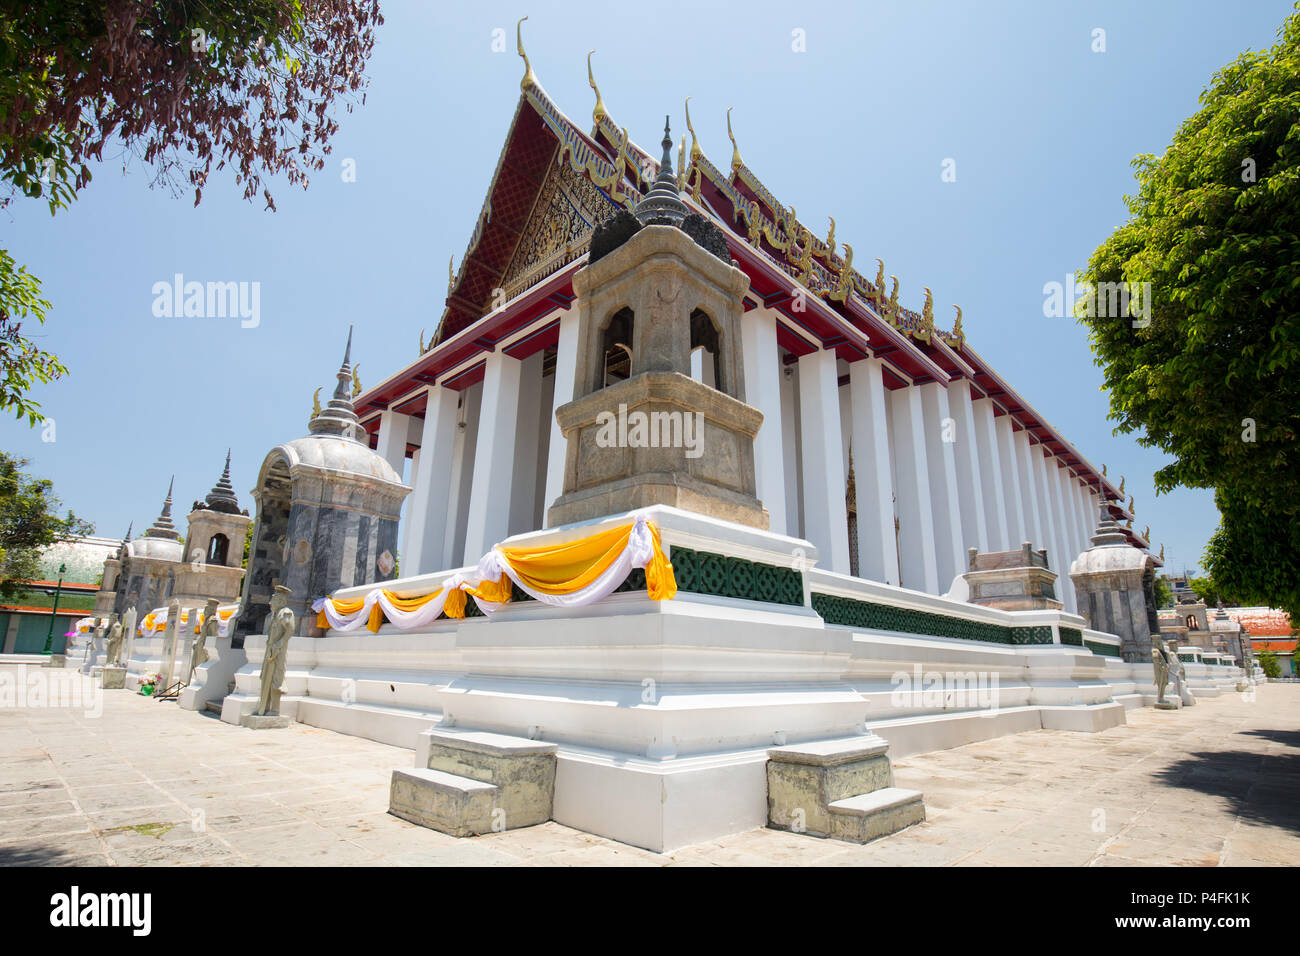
[0,664,1295,866]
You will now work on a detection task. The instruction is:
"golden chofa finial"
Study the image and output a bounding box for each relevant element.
[684,97,702,165]
[587,51,606,129]
[677,135,686,191]
[1102,463,1107,477]
[1119,475,1126,495]
[516,17,536,91]
[952,304,964,342]
[447,255,454,294]
[726,107,743,174]
[825,216,836,255]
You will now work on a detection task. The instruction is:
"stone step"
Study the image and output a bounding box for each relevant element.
[416,727,558,832]
[827,787,926,843]
[767,734,926,841]
[388,767,501,837]
[204,700,223,715]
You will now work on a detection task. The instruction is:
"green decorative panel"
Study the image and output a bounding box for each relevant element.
[667,547,803,606]
[1085,640,1122,658]
[810,592,1056,647]
[1058,627,1083,647]
[1178,652,1197,663]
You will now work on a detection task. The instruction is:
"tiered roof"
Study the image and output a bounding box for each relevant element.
[355,22,1136,543]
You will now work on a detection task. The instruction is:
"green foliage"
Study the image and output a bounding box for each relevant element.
[1153,575,1174,608]
[1078,7,1300,618]
[0,0,382,426]
[1188,574,1226,606]
[1258,649,1282,679]
[0,452,92,601]
[0,249,66,425]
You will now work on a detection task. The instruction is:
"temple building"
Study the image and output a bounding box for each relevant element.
[349,50,1153,616]
[94,455,252,623]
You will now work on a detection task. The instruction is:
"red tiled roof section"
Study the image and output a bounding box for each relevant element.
[1227,608,1293,636]
[437,106,558,345]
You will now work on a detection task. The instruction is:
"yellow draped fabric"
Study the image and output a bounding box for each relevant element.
[497,522,637,595]
[314,518,677,632]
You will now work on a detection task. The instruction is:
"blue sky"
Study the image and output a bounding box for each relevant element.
[4,0,1293,576]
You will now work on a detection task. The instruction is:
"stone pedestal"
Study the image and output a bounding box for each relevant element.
[101,666,126,689]
[241,713,292,729]
[963,543,1062,611]
[42,655,66,668]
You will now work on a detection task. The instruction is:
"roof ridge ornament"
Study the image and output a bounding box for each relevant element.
[726,107,743,175]
[587,51,606,130]
[143,476,182,541]
[517,16,536,92]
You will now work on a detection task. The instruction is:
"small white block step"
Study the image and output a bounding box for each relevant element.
[828,787,925,816]
[767,734,890,766]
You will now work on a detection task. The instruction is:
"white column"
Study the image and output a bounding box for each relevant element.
[543,312,579,527]
[797,349,851,574]
[508,352,544,536]
[918,382,965,591]
[947,380,989,556]
[1032,447,1068,608]
[399,447,421,569]
[888,385,938,593]
[1043,458,1077,612]
[994,415,1025,546]
[740,307,788,534]
[464,352,522,562]
[780,362,802,538]
[849,358,899,585]
[1013,429,1045,550]
[1062,472,1089,582]
[447,384,482,565]
[972,398,1010,551]
[375,410,412,481]
[404,386,459,574]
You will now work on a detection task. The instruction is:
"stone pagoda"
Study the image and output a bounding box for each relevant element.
[1069,505,1162,662]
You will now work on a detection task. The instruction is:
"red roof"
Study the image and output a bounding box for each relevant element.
[1228,608,1293,637]
[1253,639,1297,653]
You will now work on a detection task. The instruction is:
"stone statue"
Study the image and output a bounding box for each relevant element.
[188,598,218,684]
[255,586,295,717]
[1169,643,1193,706]
[90,619,107,664]
[121,607,138,666]
[104,616,124,667]
[1151,641,1170,704]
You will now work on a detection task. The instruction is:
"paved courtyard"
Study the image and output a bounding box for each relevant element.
[1,664,1295,866]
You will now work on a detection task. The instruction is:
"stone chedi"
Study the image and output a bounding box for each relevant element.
[95,457,251,624]
[548,118,767,529]
[962,542,1062,611]
[1069,506,1162,662]
[238,331,411,638]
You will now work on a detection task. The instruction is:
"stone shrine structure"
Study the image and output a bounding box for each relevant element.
[236,331,410,638]
[1069,506,1162,662]
[549,121,767,529]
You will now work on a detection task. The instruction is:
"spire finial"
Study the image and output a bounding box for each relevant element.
[631,113,689,227]
[309,327,363,440]
[517,17,536,91]
[203,450,241,514]
[587,51,606,128]
[143,477,181,541]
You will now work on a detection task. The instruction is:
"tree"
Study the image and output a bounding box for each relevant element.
[0,452,92,600]
[0,0,383,422]
[1153,575,1174,608]
[1257,650,1281,679]
[1078,8,1300,617]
